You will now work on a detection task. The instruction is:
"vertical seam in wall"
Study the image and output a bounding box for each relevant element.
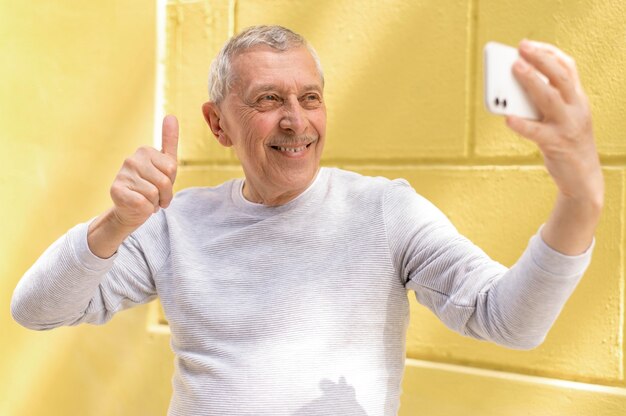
[465,0,479,161]
[618,169,626,382]
[152,0,170,331]
[153,0,167,148]
[228,0,236,36]
[176,1,183,128]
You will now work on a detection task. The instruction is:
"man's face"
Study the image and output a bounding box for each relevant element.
[206,45,326,205]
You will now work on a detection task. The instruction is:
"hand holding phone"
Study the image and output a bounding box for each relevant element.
[483,42,547,120]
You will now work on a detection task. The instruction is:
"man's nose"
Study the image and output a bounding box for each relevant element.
[279,97,307,135]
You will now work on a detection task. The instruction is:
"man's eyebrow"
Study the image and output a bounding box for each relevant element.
[249,84,276,94]
[301,84,323,94]
[247,84,323,95]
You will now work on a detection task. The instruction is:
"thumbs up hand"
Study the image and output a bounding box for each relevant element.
[109,115,179,229]
[161,114,179,163]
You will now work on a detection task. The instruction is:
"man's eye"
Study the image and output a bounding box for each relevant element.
[301,94,322,108]
[254,95,282,110]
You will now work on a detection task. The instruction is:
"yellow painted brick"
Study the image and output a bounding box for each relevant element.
[354,166,623,385]
[165,0,233,162]
[0,3,174,416]
[400,359,626,416]
[175,165,245,191]
[236,0,470,160]
[474,0,626,156]
[557,1,626,156]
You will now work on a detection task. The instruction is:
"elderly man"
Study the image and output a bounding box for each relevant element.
[12,25,602,415]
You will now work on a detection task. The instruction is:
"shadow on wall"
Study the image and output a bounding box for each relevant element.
[293,377,369,416]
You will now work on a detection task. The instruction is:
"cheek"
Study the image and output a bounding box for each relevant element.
[311,110,327,138]
[236,111,278,161]
[237,107,257,135]
[245,115,280,148]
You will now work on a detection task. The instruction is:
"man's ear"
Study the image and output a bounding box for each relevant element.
[202,101,232,147]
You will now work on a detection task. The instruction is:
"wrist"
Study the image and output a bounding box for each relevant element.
[87,208,137,259]
[555,156,604,210]
[542,191,602,256]
[556,191,603,223]
[557,175,604,217]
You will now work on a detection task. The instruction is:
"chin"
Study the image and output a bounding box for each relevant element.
[277,165,319,190]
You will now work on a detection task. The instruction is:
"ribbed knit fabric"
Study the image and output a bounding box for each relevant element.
[11,167,593,416]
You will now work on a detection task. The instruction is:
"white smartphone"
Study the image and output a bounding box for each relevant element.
[483,41,545,120]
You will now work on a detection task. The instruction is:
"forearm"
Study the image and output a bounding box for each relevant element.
[11,222,116,330]
[466,229,593,349]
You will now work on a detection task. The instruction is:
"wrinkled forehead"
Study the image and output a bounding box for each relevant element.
[229,45,324,94]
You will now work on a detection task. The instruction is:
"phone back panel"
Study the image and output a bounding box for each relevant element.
[483,42,542,120]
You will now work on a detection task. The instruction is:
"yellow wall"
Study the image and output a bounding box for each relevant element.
[0,1,173,415]
[3,0,626,415]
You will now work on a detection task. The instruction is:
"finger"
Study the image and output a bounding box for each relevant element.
[506,115,554,145]
[152,152,178,184]
[521,40,578,79]
[137,162,174,208]
[111,182,157,218]
[161,115,179,160]
[518,40,579,104]
[125,176,161,210]
[512,58,567,121]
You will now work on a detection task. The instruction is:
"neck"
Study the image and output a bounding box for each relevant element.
[242,169,320,206]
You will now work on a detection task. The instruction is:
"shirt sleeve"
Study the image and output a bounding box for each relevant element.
[10,212,168,330]
[383,179,593,350]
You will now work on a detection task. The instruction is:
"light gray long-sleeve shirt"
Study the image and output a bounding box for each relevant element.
[11,167,593,416]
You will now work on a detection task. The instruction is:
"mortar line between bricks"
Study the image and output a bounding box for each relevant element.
[618,170,626,381]
[465,0,479,159]
[228,0,236,36]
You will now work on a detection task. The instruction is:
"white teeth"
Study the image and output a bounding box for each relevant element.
[277,145,306,152]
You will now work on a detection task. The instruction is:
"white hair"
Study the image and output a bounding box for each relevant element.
[208,25,324,104]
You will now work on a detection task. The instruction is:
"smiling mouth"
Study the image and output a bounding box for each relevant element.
[269,139,316,153]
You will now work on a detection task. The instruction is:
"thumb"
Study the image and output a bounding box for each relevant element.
[161,115,179,159]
